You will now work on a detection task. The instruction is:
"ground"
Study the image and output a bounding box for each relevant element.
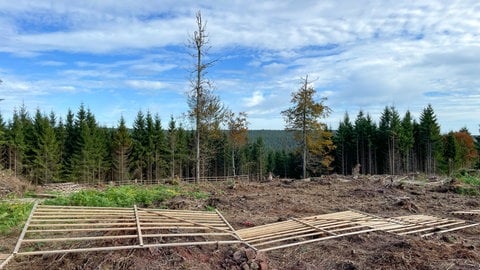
[1,174,480,269]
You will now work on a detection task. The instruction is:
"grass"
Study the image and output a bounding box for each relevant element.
[44,184,210,208]
[455,174,480,196]
[0,184,212,237]
[0,202,33,235]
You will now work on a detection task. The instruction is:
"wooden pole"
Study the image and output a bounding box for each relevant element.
[134,205,144,246]
[13,201,39,254]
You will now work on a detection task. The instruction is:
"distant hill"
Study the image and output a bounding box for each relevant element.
[247,130,298,151]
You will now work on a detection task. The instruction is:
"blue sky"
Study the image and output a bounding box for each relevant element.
[0,1,479,133]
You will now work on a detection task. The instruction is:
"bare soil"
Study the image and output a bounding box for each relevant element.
[2,175,480,270]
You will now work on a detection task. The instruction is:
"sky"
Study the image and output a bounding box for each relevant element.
[0,1,479,133]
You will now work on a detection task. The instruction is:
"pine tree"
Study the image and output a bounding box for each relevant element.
[354,111,375,174]
[70,105,101,183]
[62,109,76,179]
[251,137,267,180]
[131,111,147,181]
[378,106,401,174]
[31,110,61,184]
[281,75,332,179]
[0,112,8,168]
[227,111,248,177]
[167,116,177,179]
[442,132,457,175]
[6,109,28,177]
[153,113,167,181]
[334,113,355,175]
[399,111,415,173]
[419,104,441,174]
[187,11,226,182]
[145,112,156,181]
[112,116,132,182]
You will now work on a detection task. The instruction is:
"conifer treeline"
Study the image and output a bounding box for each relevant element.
[0,104,477,184]
[0,104,293,184]
[333,104,479,176]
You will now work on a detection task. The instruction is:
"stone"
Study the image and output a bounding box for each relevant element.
[233,249,246,263]
[241,262,250,270]
[250,262,259,270]
[259,261,269,270]
[245,248,256,261]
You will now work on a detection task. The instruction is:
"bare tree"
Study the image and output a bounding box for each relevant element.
[187,11,225,182]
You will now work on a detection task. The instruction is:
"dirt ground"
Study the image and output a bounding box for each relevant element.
[2,175,480,270]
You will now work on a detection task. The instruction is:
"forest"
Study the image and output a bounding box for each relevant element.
[0,102,478,185]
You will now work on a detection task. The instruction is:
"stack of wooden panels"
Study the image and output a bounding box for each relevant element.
[236,210,383,252]
[236,210,479,252]
[13,204,239,256]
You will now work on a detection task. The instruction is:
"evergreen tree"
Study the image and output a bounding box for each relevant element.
[112,116,132,182]
[418,104,441,174]
[378,106,401,174]
[167,116,177,179]
[399,111,415,173]
[334,113,355,175]
[442,132,457,175]
[70,105,103,183]
[5,109,28,177]
[153,113,167,180]
[355,111,377,174]
[251,137,267,180]
[31,110,61,184]
[62,109,76,179]
[227,111,248,176]
[145,112,156,181]
[281,75,332,178]
[131,110,147,181]
[0,112,8,168]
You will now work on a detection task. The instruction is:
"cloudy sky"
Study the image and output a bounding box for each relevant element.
[0,1,479,133]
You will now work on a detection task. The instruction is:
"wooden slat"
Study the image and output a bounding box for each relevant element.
[13,201,38,254]
[134,205,144,246]
[258,228,380,252]
[452,210,480,215]
[16,240,242,256]
[140,209,234,234]
[142,232,232,238]
[421,223,479,237]
[0,254,14,270]
[291,218,337,236]
[27,227,138,233]
[22,234,137,243]
[395,221,465,235]
[28,222,137,228]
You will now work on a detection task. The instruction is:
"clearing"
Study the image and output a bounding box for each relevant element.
[1,174,480,269]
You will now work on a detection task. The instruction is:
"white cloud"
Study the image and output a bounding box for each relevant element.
[243,91,265,107]
[125,80,167,90]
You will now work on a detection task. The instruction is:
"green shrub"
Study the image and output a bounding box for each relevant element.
[44,185,200,208]
[0,202,33,235]
[458,175,480,186]
[455,186,480,196]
